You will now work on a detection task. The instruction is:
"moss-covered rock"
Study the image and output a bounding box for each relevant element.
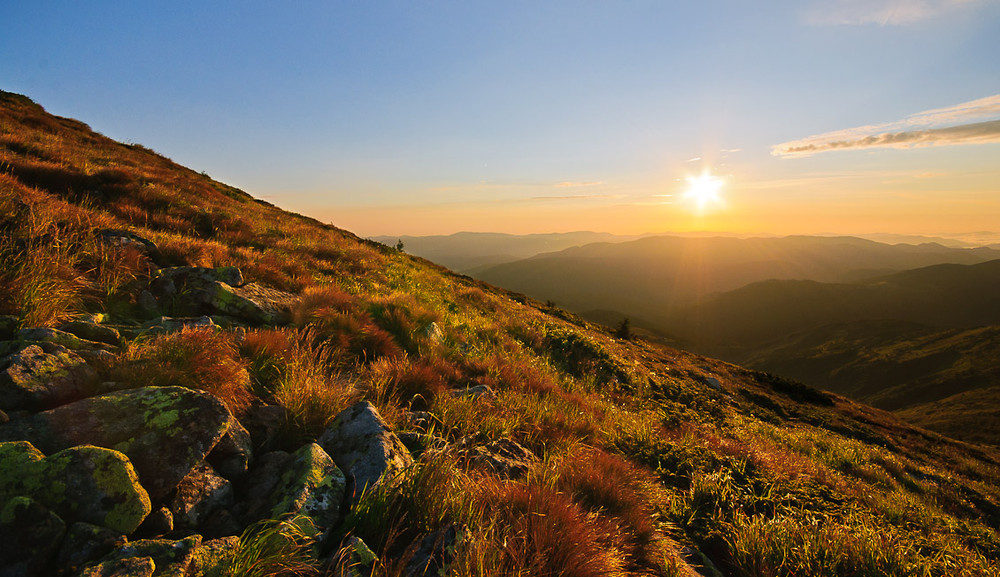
[264,443,345,531]
[0,386,232,502]
[185,536,239,577]
[96,535,201,577]
[0,441,151,534]
[0,342,98,411]
[0,495,67,577]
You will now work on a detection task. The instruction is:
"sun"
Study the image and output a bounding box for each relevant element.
[682,171,725,212]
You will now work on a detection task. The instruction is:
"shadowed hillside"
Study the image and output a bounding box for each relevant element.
[4,90,1000,576]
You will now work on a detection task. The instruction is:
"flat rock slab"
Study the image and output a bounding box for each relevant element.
[318,401,412,500]
[0,441,151,534]
[0,386,232,502]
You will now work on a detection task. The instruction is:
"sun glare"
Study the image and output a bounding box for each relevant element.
[683,171,725,212]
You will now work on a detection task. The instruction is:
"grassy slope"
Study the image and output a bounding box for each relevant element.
[4,89,1000,576]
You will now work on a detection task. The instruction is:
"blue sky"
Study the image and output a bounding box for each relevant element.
[3,1,999,237]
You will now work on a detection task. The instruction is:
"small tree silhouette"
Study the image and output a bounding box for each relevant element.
[395,239,405,252]
[615,317,631,340]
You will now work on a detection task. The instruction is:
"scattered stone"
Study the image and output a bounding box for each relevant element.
[331,536,379,577]
[403,411,442,434]
[60,321,122,347]
[463,438,537,479]
[0,496,66,577]
[0,343,98,411]
[403,524,466,577]
[99,230,159,260]
[154,267,244,293]
[0,441,151,534]
[207,416,253,480]
[141,316,220,334]
[76,556,155,577]
[422,322,444,344]
[97,535,201,577]
[318,401,413,500]
[170,462,234,530]
[18,327,115,351]
[0,386,233,502]
[221,282,299,325]
[703,377,723,392]
[56,522,127,576]
[263,443,346,532]
[450,384,496,402]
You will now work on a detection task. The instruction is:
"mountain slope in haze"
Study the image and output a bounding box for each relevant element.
[674,259,1000,345]
[5,90,1000,575]
[475,234,1000,321]
[371,231,641,273]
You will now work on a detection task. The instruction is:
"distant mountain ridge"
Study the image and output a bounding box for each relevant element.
[370,231,643,272]
[474,234,1000,320]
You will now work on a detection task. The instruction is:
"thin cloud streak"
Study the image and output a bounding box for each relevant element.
[773,94,1000,157]
[805,0,983,26]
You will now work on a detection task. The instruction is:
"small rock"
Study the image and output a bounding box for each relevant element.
[318,401,413,501]
[422,322,444,344]
[404,524,466,577]
[17,327,114,351]
[703,377,723,392]
[331,536,379,577]
[463,438,537,479]
[0,496,66,577]
[170,462,234,530]
[60,321,122,347]
[98,230,160,263]
[140,316,220,334]
[450,384,496,402]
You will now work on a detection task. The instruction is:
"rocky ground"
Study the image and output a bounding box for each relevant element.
[0,258,533,577]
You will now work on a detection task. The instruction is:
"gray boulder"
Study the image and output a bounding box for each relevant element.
[318,402,413,500]
[59,321,122,347]
[0,386,232,502]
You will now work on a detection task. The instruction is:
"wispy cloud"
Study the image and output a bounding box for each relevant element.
[772,94,1000,157]
[804,0,983,26]
[554,181,605,188]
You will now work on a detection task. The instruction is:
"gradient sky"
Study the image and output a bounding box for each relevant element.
[3,1,999,238]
